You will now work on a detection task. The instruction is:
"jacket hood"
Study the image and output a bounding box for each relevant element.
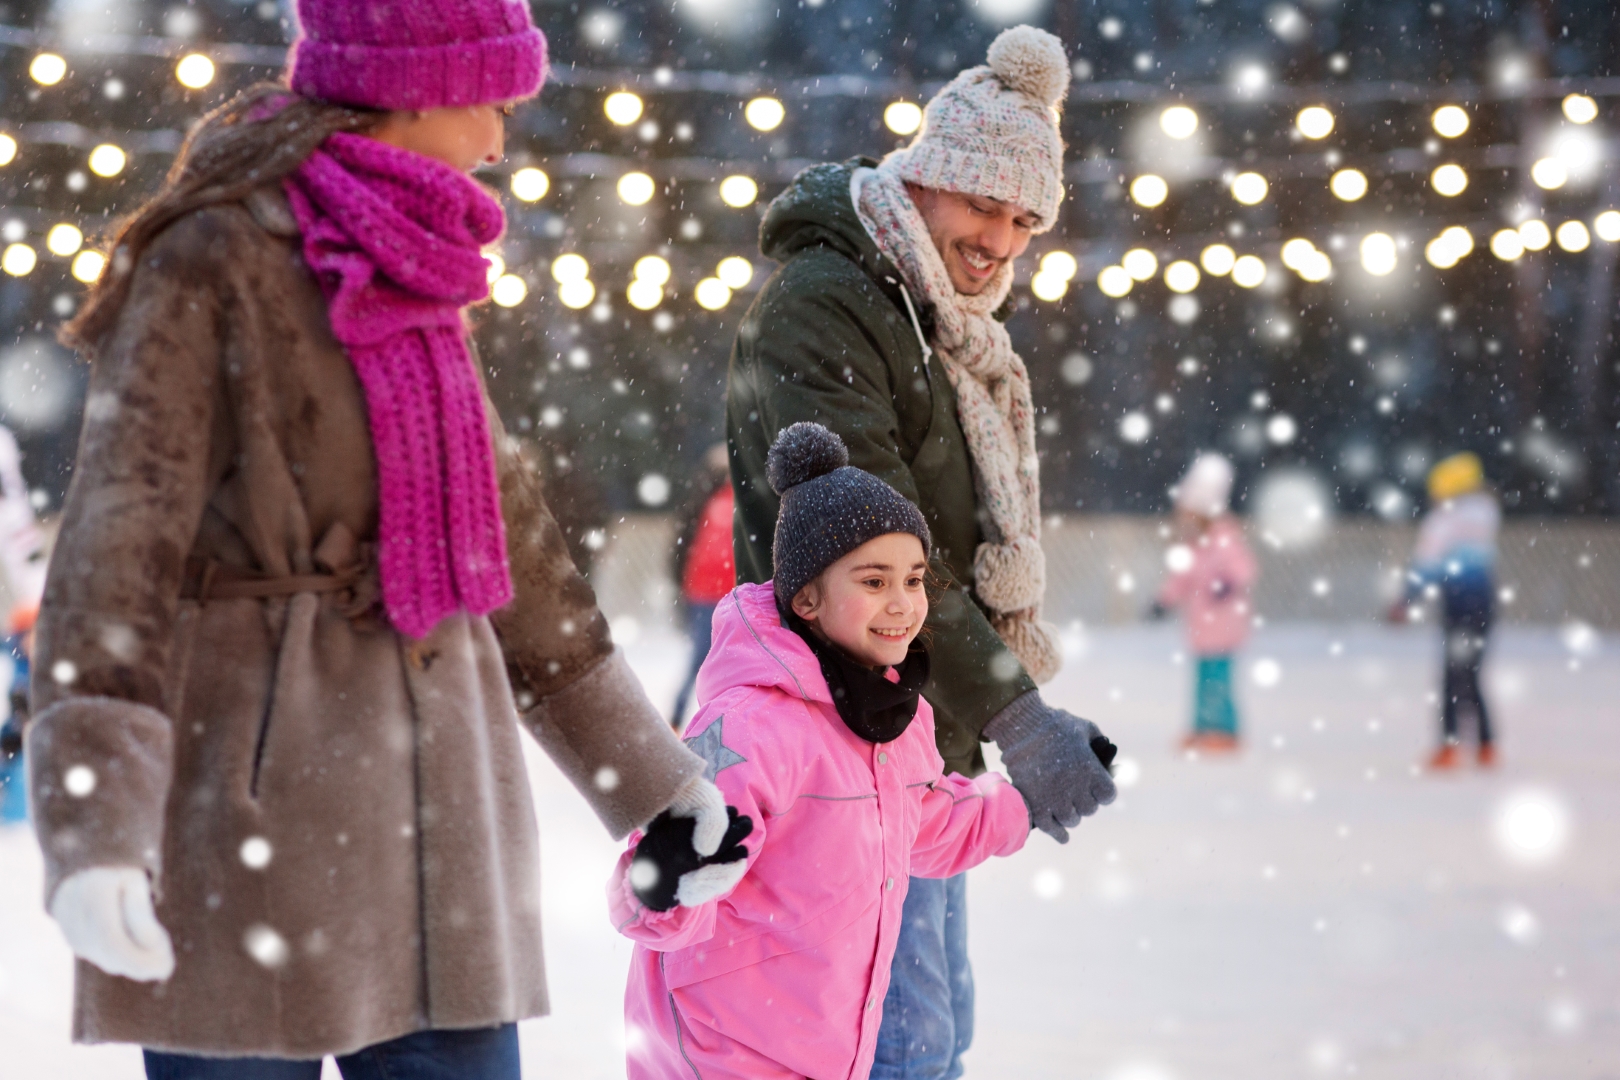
[695,581,833,708]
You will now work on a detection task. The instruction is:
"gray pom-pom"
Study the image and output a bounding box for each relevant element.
[767,422,849,494]
[986,25,1070,108]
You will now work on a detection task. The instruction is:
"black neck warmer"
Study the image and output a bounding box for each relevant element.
[781,602,931,744]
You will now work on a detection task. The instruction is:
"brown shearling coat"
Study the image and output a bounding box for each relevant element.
[25,188,705,1057]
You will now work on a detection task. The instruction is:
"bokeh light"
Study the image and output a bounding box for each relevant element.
[633,255,672,286]
[175,54,215,89]
[1097,265,1133,298]
[0,135,17,167]
[46,224,82,257]
[626,278,663,310]
[551,253,590,283]
[71,249,106,283]
[744,96,785,132]
[1430,163,1468,197]
[604,91,644,125]
[491,274,528,307]
[1040,251,1078,281]
[719,175,758,207]
[2,244,36,277]
[1200,244,1236,276]
[1492,788,1572,867]
[1231,255,1267,288]
[1329,168,1367,201]
[1594,210,1620,243]
[1489,228,1525,261]
[1164,260,1200,293]
[511,167,550,202]
[884,101,923,136]
[1531,157,1568,190]
[1231,172,1268,205]
[1555,220,1590,253]
[1159,105,1198,139]
[1562,93,1598,124]
[1359,232,1397,276]
[716,256,754,289]
[558,277,596,309]
[1122,248,1158,281]
[1432,105,1470,138]
[88,144,126,178]
[29,53,67,87]
[1519,219,1551,251]
[1130,174,1168,208]
[1295,106,1334,139]
[694,277,732,310]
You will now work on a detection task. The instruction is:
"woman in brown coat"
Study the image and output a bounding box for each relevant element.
[24,2,724,1076]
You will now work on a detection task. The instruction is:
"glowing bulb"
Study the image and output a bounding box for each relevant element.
[1425,237,1459,269]
[175,54,215,89]
[1159,105,1199,139]
[716,256,754,289]
[1431,163,1468,197]
[633,255,671,286]
[2,243,36,276]
[557,278,596,309]
[29,53,67,86]
[1360,232,1397,276]
[1489,229,1525,261]
[1555,220,1590,253]
[884,101,923,136]
[46,223,82,256]
[1439,225,1474,259]
[1329,168,1367,201]
[1130,174,1168,208]
[1122,248,1158,281]
[617,171,656,206]
[0,135,16,167]
[1594,210,1620,243]
[1432,105,1470,138]
[71,249,106,283]
[1030,271,1068,302]
[719,175,758,208]
[693,277,732,310]
[1297,251,1333,282]
[1040,250,1078,281]
[1296,106,1334,139]
[550,253,590,283]
[1280,238,1317,271]
[1531,157,1567,190]
[491,274,528,307]
[1231,255,1267,288]
[744,97,785,132]
[626,279,663,310]
[88,144,126,178]
[1519,219,1551,251]
[604,91,644,126]
[1562,93,1598,125]
[1230,172,1268,205]
[1097,265,1133,298]
[1200,244,1236,276]
[1164,260,1200,293]
[510,167,549,202]
[485,253,505,284]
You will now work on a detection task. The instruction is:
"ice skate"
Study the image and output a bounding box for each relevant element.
[1425,743,1462,771]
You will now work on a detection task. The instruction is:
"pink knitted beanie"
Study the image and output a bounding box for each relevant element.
[887,25,1069,232]
[289,0,547,111]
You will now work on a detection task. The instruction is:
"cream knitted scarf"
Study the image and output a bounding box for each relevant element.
[855,163,1061,683]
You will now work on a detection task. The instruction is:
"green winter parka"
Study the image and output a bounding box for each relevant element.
[726,159,1037,777]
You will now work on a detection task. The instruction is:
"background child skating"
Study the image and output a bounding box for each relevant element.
[607,424,1049,1080]
[1152,454,1258,753]
[1392,452,1501,770]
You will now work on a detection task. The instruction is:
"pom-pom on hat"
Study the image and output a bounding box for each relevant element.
[1173,453,1236,518]
[289,0,548,112]
[769,423,932,605]
[884,25,1070,231]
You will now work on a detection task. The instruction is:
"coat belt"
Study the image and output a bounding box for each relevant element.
[181,557,373,606]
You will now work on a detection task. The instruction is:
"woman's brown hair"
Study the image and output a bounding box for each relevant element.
[61,82,381,358]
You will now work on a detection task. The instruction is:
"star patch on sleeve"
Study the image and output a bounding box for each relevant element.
[685,716,746,782]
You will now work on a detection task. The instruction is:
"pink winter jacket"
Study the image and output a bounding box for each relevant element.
[1156,516,1259,656]
[609,582,1030,1080]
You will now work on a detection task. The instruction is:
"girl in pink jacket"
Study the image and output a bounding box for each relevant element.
[1151,453,1259,752]
[608,424,1050,1080]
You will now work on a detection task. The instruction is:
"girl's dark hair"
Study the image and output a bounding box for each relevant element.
[61,82,382,358]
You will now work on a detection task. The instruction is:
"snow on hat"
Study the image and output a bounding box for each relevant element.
[884,25,1070,231]
[289,0,548,112]
[1173,453,1235,518]
[769,423,932,605]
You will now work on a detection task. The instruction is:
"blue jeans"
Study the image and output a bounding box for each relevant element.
[143,1024,519,1080]
[871,873,973,1080]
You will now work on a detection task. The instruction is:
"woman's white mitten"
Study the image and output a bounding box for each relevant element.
[664,775,728,857]
[50,867,176,982]
[675,859,751,907]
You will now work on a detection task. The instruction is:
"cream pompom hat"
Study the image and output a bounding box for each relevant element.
[885,25,1070,232]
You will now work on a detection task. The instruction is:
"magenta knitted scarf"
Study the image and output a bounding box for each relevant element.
[284,132,512,639]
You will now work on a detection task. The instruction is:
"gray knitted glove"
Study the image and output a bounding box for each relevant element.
[984,691,1118,843]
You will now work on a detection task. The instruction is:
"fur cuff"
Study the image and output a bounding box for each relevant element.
[26,696,174,906]
[522,648,706,840]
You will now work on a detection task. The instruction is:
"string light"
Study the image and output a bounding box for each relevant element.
[1280,238,1316,271]
[485,253,505,284]
[175,54,215,89]
[719,175,758,208]
[618,171,656,206]
[716,256,754,289]
[1360,232,1397,276]
[1295,106,1334,139]
[694,277,732,310]
[1489,228,1525,261]
[551,254,590,283]
[46,224,82,256]
[511,167,550,202]
[744,97,785,132]
[1594,210,1620,243]
[491,275,528,307]
[1230,172,1268,205]
[1296,250,1333,282]
[2,244,37,276]
[1518,219,1551,251]
[1159,105,1198,139]
[1231,255,1267,288]
[29,53,66,86]
[626,278,663,310]
[1122,248,1158,281]
[1562,93,1598,125]
[1097,265,1133,298]
[1432,105,1470,138]
[1531,157,1567,190]
[1430,163,1468,197]
[1030,271,1068,301]
[1040,251,1078,281]
[558,278,596,309]
[884,102,923,136]
[1425,226,1475,269]
[604,91,644,126]
[1555,220,1590,253]
[1164,260,1200,293]
[1200,244,1236,276]
[633,255,672,287]
[1130,174,1168,208]
[1330,168,1367,201]
[0,135,15,167]
[71,250,106,283]
[88,144,126,178]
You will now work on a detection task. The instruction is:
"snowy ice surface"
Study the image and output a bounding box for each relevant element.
[2,624,1616,1079]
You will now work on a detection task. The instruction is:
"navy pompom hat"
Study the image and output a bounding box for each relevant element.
[769,423,932,604]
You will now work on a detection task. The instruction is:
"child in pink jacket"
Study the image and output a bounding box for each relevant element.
[1151,453,1259,752]
[608,424,1054,1080]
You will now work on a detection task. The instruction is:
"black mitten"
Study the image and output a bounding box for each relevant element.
[631,806,754,912]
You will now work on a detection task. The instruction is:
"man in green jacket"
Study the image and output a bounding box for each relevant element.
[727,25,1117,1079]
